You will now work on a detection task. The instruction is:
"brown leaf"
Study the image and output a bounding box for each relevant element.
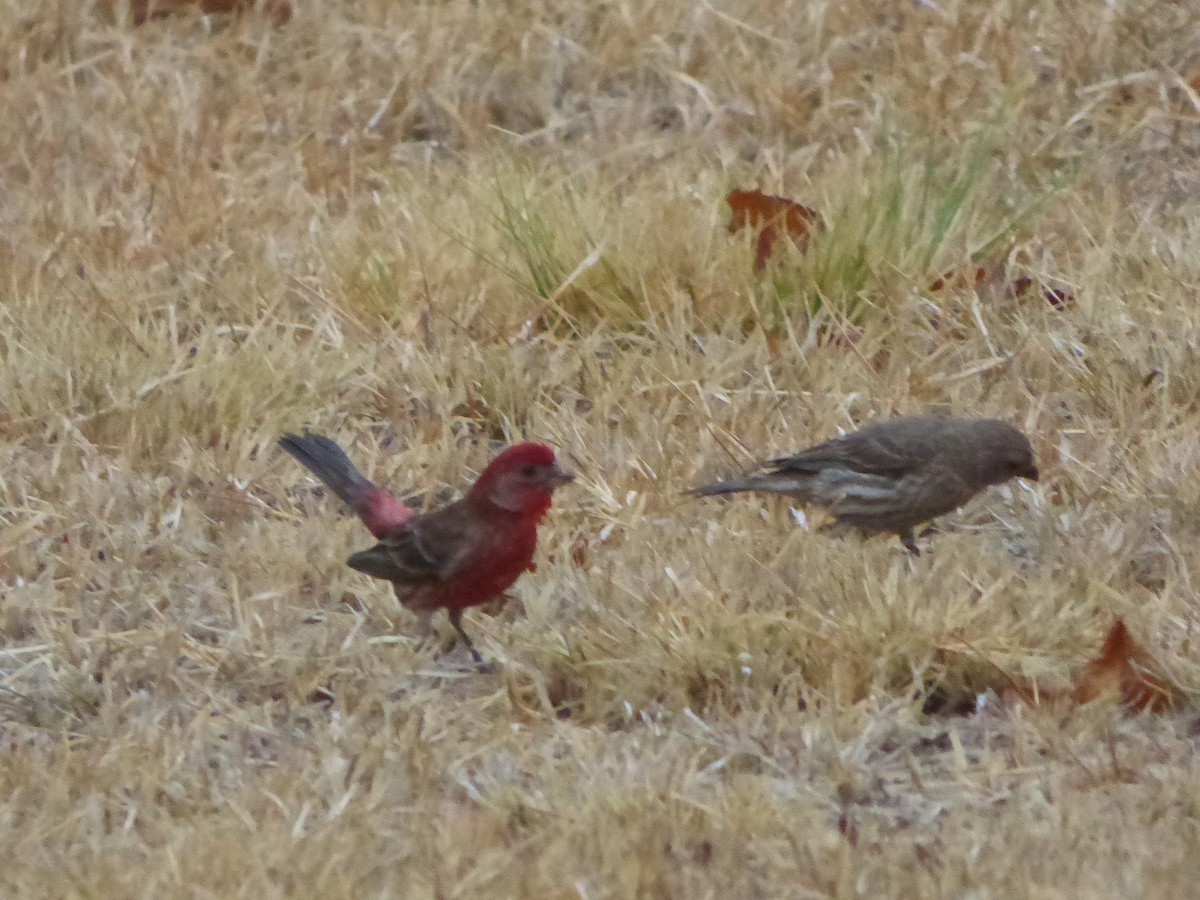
[930,264,1075,310]
[116,0,293,25]
[815,323,863,349]
[837,811,859,847]
[1071,619,1183,713]
[726,189,821,271]
[929,266,989,292]
[761,326,784,358]
[739,320,787,357]
[1009,275,1076,310]
[451,388,491,424]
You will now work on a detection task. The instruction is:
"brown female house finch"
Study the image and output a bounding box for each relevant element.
[280,434,574,662]
[691,415,1038,554]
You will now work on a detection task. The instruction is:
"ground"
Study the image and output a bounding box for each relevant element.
[3,1,1200,897]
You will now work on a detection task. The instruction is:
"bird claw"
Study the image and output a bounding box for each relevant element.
[414,635,497,673]
[446,609,497,672]
[462,643,486,666]
[446,642,497,673]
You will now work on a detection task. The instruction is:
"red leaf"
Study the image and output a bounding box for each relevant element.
[726,189,821,271]
[1071,619,1182,713]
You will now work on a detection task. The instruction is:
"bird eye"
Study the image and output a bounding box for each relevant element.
[521,465,538,477]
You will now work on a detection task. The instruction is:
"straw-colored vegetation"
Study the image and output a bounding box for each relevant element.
[3,1,1200,896]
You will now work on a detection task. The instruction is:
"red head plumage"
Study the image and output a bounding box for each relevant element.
[467,442,574,518]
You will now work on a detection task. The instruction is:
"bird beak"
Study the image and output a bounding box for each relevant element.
[545,463,576,487]
[1023,465,1040,482]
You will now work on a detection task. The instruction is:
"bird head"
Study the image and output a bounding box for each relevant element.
[468,442,575,517]
[974,421,1039,485]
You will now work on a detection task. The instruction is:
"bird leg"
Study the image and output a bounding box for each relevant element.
[899,530,921,556]
[409,609,442,655]
[447,608,485,665]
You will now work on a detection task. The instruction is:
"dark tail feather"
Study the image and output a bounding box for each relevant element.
[279,433,373,510]
[689,476,770,497]
[690,472,813,498]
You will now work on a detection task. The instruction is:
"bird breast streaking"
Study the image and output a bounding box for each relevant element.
[691,415,1039,554]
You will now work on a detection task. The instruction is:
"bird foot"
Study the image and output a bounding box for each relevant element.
[446,611,496,673]
[438,643,496,673]
[899,530,922,556]
[459,643,499,673]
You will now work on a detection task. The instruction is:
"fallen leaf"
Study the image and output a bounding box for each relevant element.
[739,319,786,357]
[924,643,1077,714]
[762,327,784,358]
[726,189,821,271]
[113,0,293,25]
[929,264,1075,309]
[1071,618,1183,713]
[815,323,863,349]
[928,267,989,293]
[837,810,859,847]
[1009,274,1075,310]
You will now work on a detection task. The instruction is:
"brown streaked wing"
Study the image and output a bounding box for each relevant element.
[347,502,476,584]
[770,416,953,478]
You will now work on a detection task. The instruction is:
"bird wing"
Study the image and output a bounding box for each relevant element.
[770,417,946,478]
[346,503,476,585]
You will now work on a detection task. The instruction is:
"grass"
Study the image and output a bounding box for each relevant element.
[3,0,1200,897]
[757,118,1068,323]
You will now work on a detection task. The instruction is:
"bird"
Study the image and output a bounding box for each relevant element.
[690,415,1038,554]
[280,433,574,662]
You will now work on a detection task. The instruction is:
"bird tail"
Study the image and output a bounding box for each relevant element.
[279,433,374,509]
[690,472,814,498]
[280,433,416,538]
[690,477,757,497]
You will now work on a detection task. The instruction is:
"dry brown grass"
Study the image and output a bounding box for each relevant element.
[4,0,1200,896]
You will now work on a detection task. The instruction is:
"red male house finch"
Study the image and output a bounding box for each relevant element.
[691,415,1038,554]
[280,434,574,661]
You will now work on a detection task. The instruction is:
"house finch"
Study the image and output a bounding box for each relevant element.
[280,434,574,662]
[691,415,1038,554]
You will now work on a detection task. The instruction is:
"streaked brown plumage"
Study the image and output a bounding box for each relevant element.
[691,415,1039,554]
